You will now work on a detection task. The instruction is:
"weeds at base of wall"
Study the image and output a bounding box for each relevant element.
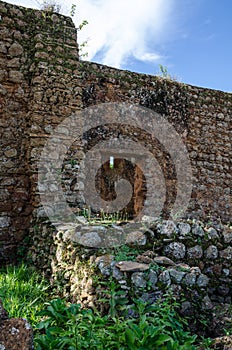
[2,262,230,349]
[34,295,199,350]
[0,265,201,350]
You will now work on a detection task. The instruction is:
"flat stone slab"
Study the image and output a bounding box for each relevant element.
[115,261,149,272]
[153,256,176,266]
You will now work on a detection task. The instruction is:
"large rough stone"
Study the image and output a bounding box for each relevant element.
[164,242,186,260]
[157,220,178,238]
[136,254,154,264]
[169,268,186,283]
[0,69,6,82]
[187,245,203,259]
[175,263,191,272]
[8,70,24,83]
[223,226,232,243]
[182,272,197,286]
[201,295,213,310]
[206,227,219,240]
[148,270,158,285]
[0,84,7,95]
[0,300,33,350]
[95,255,114,276]
[131,272,146,288]
[0,216,10,228]
[210,336,232,350]
[217,285,230,296]
[197,274,209,287]
[141,215,158,224]
[0,318,33,350]
[205,245,218,259]
[153,256,176,266]
[125,230,146,245]
[192,224,204,237]
[158,270,171,286]
[8,42,23,56]
[190,266,201,274]
[112,264,124,281]
[79,231,102,247]
[0,43,7,54]
[76,216,88,225]
[180,301,194,316]
[136,251,156,265]
[178,222,191,237]
[220,247,232,260]
[4,148,17,158]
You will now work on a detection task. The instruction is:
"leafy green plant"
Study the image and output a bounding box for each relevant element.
[35,298,108,349]
[69,158,77,167]
[0,264,205,349]
[157,64,178,81]
[158,64,169,78]
[76,15,89,59]
[113,245,141,261]
[34,293,197,349]
[127,296,197,349]
[97,278,129,318]
[70,4,77,17]
[197,337,213,349]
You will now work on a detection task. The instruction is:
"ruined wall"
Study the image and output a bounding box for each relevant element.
[0,1,231,262]
[79,62,231,222]
[28,217,232,324]
[0,0,79,261]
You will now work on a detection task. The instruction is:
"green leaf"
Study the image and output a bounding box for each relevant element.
[153,334,173,346]
[125,328,136,346]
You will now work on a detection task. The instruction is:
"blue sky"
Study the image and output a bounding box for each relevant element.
[5,0,232,92]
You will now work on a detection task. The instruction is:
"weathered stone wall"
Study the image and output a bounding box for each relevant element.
[0,1,231,263]
[78,62,231,222]
[0,1,31,261]
[0,1,79,261]
[28,217,232,326]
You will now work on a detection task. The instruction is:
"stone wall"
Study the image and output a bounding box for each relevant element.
[78,62,231,223]
[0,1,79,261]
[0,1,231,263]
[28,216,232,336]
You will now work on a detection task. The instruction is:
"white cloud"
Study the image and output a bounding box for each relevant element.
[134,52,161,62]
[6,0,174,68]
[72,0,174,68]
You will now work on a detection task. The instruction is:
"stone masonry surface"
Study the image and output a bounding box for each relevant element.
[0,1,231,263]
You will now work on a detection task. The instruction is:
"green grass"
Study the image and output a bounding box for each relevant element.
[0,263,50,327]
[79,207,130,225]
